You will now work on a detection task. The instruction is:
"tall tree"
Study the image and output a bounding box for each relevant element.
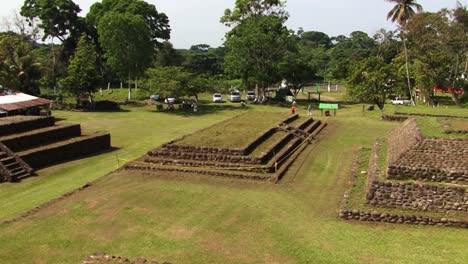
[386,0,423,105]
[347,57,397,112]
[0,32,43,95]
[97,12,153,100]
[20,0,83,94]
[87,0,171,99]
[61,34,100,105]
[221,0,295,95]
[87,0,170,46]
[405,9,468,106]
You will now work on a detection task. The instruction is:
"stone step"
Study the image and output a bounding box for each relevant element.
[0,124,81,152]
[5,161,20,170]
[10,169,30,182]
[17,133,111,169]
[148,149,261,164]
[0,156,15,164]
[142,156,273,173]
[125,163,274,181]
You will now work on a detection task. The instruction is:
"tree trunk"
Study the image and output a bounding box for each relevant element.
[128,73,131,101]
[402,34,415,106]
[450,56,462,107]
[51,38,56,95]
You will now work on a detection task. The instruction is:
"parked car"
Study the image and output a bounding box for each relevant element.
[391,97,412,105]
[164,95,177,104]
[212,93,223,103]
[228,91,241,102]
[149,94,160,101]
[246,91,255,101]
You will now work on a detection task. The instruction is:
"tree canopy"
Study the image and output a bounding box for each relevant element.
[61,34,100,102]
[0,32,42,95]
[87,0,170,45]
[20,0,82,42]
[222,0,295,92]
[347,57,397,111]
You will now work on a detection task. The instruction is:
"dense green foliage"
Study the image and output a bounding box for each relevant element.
[143,67,210,100]
[348,57,397,110]
[0,32,42,95]
[405,8,468,105]
[61,34,100,103]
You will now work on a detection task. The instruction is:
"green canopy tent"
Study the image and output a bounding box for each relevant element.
[319,103,339,116]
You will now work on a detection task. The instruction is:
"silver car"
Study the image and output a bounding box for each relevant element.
[212,93,223,103]
[228,91,241,102]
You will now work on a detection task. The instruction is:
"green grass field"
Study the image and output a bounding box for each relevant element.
[176,111,289,148]
[0,94,467,263]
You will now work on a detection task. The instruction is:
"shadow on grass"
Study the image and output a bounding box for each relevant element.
[152,103,252,116]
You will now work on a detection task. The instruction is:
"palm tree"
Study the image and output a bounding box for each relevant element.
[386,0,423,105]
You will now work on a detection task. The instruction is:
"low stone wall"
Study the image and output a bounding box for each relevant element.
[394,112,468,119]
[381,115,408,122]
[20,133,111,168]
[159,144,244,156]
[1,124,81,152]
[243,127,277,155]
[366,180,467,213]
[258,133,294,163]
[281,113,300,125]
[339,209,468,228]
[0,116,55,136]
[387,118,422,165]
[143,157,272,173]
[82,252,170,264]
[297,118,314,130]
[125,163,272,181]
[148,150,261,164]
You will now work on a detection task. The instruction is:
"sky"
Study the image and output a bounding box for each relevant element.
[1,0,466,49]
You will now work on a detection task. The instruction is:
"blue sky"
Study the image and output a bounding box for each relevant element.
[1,0,466,48]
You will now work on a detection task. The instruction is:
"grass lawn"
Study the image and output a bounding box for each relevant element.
[0,104,250,221]
[176,111,290,148]
[0,99,467,263]
[389,103,468,117]
[416,117,468,139]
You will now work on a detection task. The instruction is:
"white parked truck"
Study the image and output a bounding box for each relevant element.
[391,97,412,105]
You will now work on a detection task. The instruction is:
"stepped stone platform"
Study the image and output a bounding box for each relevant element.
[387,118,467,184]
[125,113,327,182]
[0,115,111,182]
[341,118,468,229]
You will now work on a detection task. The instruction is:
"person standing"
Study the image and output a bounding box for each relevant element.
[307,104,312,116]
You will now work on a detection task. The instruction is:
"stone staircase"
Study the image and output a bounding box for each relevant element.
[0,143,33,182]
[0,115,111,182]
